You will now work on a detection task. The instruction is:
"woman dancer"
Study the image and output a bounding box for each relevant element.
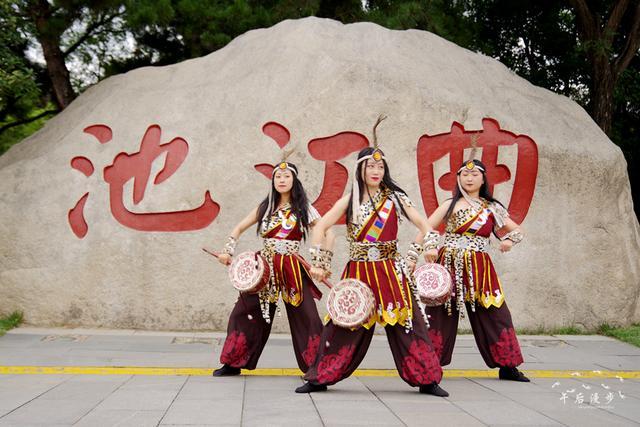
[296,117,448,396]
[420,157,529,382]
[212,156,332,376]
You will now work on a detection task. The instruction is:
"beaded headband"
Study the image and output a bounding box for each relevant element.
[272,160,298,176]
[457,160,485,173]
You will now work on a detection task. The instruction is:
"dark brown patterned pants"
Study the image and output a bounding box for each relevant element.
[219,280,323,372]
[304,295,443,387]
[425,301,524,368]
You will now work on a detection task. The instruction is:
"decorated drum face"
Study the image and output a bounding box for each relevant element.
[414,263,453,306]
[326,279,376,329]
[228,251,270,293]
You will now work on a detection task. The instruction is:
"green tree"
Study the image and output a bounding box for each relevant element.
[0,0,55,152]
[365,0,475,46]
[568,0,640,135]
[119,0,321,68]
[2,0,129,154]
[12,0,124,109]
[0,3,40,120]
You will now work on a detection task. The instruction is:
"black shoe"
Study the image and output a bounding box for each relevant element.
[295,381,328,393]
[419,382,449,397]
[212,364,241,377]
[499,366,530,382]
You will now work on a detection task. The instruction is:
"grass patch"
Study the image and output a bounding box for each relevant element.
[0,311,23,337]
[597,324,640,348]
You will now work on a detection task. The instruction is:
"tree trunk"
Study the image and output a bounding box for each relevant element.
[590,58,615,135]
[32,2,76,109]
[38,34,76,109]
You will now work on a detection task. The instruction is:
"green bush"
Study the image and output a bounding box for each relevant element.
[0,311,24,336]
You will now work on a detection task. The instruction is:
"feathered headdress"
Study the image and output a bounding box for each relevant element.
[262,147,298,222]
[350,115,387,224]
[456,133,485,210]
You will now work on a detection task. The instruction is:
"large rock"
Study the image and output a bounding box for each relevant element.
[1,17,638,332]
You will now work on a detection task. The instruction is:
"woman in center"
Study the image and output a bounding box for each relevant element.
[296,118,448,396]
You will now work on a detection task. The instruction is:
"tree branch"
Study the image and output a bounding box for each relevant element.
[522,36,538,77]
[614,2,640,75]
[0,110,57,134]
[567,0,599,40]
[605,0,631,38]
[62,10,123,58]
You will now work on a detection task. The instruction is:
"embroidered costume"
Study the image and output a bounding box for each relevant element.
[304,188,443,387]
[427,196,525,370]
[218,161,324,373]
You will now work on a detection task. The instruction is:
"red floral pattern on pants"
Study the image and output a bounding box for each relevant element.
[401,339,442,385]
[489,327,524,367]
[302,335,321,367]
[428,329,444,360]
[220,331,250,367]
[316,344,356,384]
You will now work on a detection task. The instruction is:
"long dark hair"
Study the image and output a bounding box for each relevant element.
[256,163,311,239]
[444,159,505,221]
[346,147,409,224]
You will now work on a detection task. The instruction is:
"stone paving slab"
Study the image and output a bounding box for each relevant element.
[0,328,639,426]
[1,375,639,426]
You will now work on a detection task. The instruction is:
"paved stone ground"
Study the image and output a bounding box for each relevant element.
[0,327,639,426]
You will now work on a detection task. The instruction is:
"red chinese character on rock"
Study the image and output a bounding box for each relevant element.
[103,125,219,232]
[417,118,538,231]
[69,124,220,238]
[68,124,112,238]
[254,121,290,178]
[308,132,369,223]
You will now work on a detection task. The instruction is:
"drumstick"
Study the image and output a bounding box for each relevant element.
[202,248,220,258]
[292,253,333,289]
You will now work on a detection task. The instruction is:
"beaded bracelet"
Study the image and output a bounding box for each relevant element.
[405,249,419,264]
[320,249,333,271]
[503,229,524,244]
[422,231,441,252]
[409,242,423,255]
[309,245,324,269]
[222,236,237,255]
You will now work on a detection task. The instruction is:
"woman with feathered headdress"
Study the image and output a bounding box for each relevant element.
[417,134,529,382]
[211,148,333,377]
[295,116,449,397]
